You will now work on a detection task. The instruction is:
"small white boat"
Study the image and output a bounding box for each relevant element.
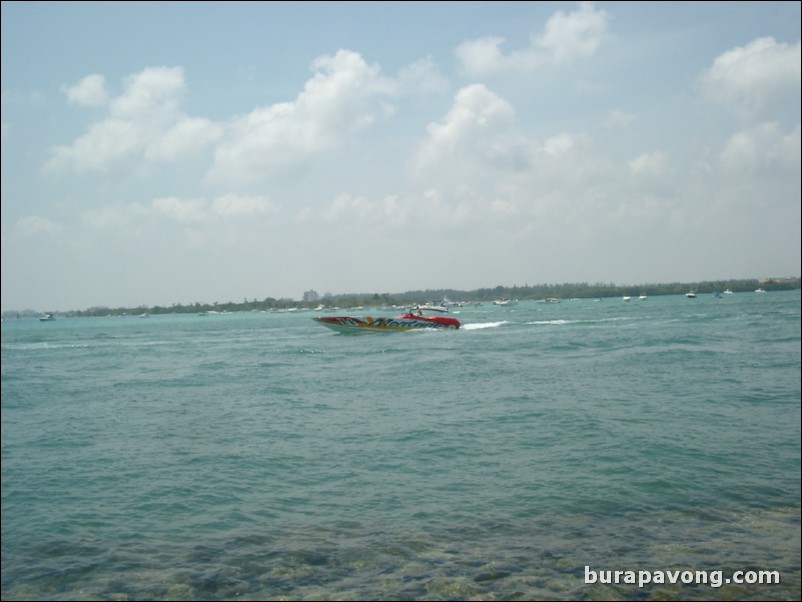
[723,289,734,295]
[418,303,449,313]
[755,288,766,293]
[685,291,697,298]
[39,313,55,321]
[622,296,631,302]
[493,298,518,306]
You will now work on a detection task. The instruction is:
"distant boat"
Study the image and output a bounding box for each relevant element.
[622,296,631,302]
[755,288,766,293]
[39,313,55,321]
[723,289,734,295]
[639,294,648,300]
[418,302,449,313]
[493,298,518,306]
[685,291,697,298]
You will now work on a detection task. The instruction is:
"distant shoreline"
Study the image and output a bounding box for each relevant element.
[3,277,799,318]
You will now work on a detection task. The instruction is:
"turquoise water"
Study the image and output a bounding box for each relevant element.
[2,291,799,601]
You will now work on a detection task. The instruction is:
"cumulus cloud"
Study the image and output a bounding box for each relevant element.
[150,194,279,223]
[397,56,449,95]
[110,67,184,119]
[318,193,404,224]
[81,194,280,242]
[211,193,280,218]
[62,74,109,107]
[409,83,603,231]
[46,67,220,174]
[414,83,531,174]
[42,52,441,186]
[151,196,208,224]
[145,117,223,161]
[629,151,669,176]
[15,216,62,238]
[605,109,635,128]
[455,1,610,75]
[720,122,801,174]
[536,0,610,61]
[206,50,396,186]
[700,37,801,121]
[541,133,575,157]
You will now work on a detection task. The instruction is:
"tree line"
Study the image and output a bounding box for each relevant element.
[26,276,796,318]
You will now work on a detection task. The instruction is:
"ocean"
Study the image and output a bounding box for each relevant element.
[2,291,800,601]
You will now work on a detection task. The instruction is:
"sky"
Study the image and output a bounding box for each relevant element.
[1,1,800,312]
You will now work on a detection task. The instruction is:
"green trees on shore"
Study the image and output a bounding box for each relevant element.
[23,277,796,318]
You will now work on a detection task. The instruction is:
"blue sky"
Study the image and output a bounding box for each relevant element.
[2,1,800,312]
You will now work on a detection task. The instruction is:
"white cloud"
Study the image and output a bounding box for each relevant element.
[207,50,396,187]
[14,215,62,238]
[397,56,449,95]
[720,122,801,174]
[145,117,223,161]
[629,151,669,176]
[318,193,404,224]
[110,67,183,119]
[45,67,218,174]
[541,133,575,157]
[605,109,635,128]
[78,194,281,257]
[410,84,601,232]
[151,196,208,224]
[413,83,531,174]
[455,37,512,76]
[211,193,280,218]
[700,37,801,121]
[455,1,610,75]
[62,74,108,107]
[83,194,280,230]
[46,118,144,173]
[535,1,610,62]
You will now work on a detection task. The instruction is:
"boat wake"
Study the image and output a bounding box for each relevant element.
[526,316,639,326]
[462,321,509,330]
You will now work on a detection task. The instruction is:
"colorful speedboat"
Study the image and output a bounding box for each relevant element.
[313,310,460,334]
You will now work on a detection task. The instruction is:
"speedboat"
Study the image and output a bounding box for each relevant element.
[313,309,460,334]
[39,313,55,321]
